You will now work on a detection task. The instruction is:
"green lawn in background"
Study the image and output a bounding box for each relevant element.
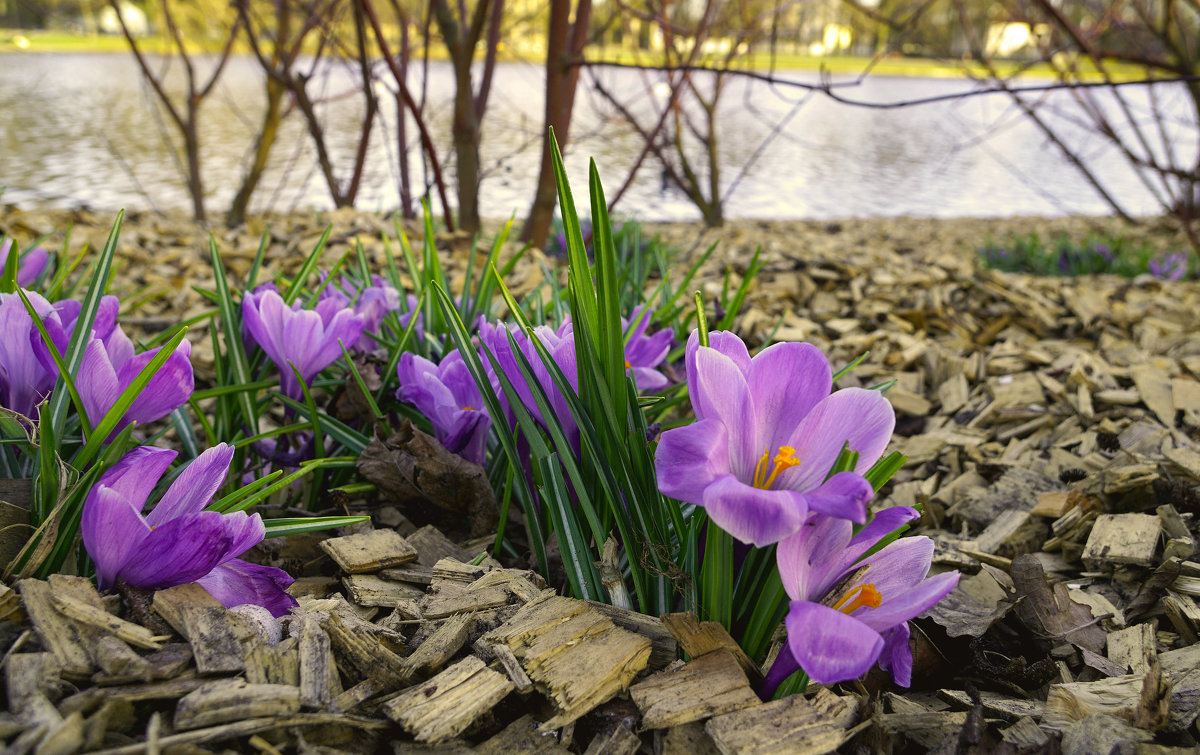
[1,28,1148,82]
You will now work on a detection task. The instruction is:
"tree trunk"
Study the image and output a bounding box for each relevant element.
[520,0,592,248]
[228,77,285,226]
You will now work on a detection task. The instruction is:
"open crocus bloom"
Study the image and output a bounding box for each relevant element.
[81,443,296,617]
[761,507,960,693]
[654,330,895,546]
[243,287,366,400]
[397,350,492,465]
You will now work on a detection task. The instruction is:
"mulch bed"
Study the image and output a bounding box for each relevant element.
[2,207,1199,753]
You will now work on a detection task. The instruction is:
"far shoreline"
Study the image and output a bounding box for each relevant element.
[0,30,1146,82]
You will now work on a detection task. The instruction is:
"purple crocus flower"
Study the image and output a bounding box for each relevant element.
[397,350,492,465]
[622,306,673,392]
[74,336,193,431]
[654,330,895,546]
[1149,251,1188,281]
[81,443,297,617]
[27,293,187,430]
[555,306,674,392]
[0,289,61,418]
[761,507,959,693]
[242,287,366,400]
[320,275,414,351]
[2,238,50,288]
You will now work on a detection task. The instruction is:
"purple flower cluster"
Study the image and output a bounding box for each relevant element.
[319,275,420,351]
[0,290,192,427]
[82,443,296,616]
[394,309,674,465]
[1149,251,1188,281]
[654,329,957,688]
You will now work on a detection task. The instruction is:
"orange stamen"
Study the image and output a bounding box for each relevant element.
[460,405,476,411]
[624,360,632,369]
[752,446,800,489]
[832,584,882,615]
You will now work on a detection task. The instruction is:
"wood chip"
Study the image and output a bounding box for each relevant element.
[401,613,471,676]
[319,528,418,573]
[1082,514,1162,569]
[1129,364,1176,426]
[382,656,514,743]
[936,688,1045,721]
[1107,622,1157,676]
[325,611,410,690]
[16,579,92,678]
[342,574,426,607]
[660,612,760,683]
[152,585,245,676]
[630,650,759,730]
[173,679,301,730]
[705,693,847,754]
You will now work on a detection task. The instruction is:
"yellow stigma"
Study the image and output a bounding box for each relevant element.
[624,360,632,369]
[460,405,476,411]
[832,584,882,615]
[752,446,800,490]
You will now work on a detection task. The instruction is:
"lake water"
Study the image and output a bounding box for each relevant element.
[0,53,1192,221]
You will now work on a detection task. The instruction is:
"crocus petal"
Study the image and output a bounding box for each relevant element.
[776,514,852,601]
[118,511,250,588]
[102,324,136,370]
[81,485,152,590]
[306,308,365,380]
[701,474,807,547]
[76,337,120,427]
[747,341,832,452]
[16,247,48,288]
[685,329,750,421]
[878,623,914,687]
[760,640,802,699]
[90,296,122,343]
[147,443,235,527]
[118,340,194,426]
[860,536,938,598]
[783,388,895,493]
[630,366,669,393]
[856,570,960,633]
[834,506,922,574]
[656,419,731,505]
[97,446,177,512]
[687,329,751,377]
[242,290,285,365]
[800,471,873,524]
[693,347,756,478]
[196,559,297,617]
[442,409,491,466]
[785,601,883,685]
